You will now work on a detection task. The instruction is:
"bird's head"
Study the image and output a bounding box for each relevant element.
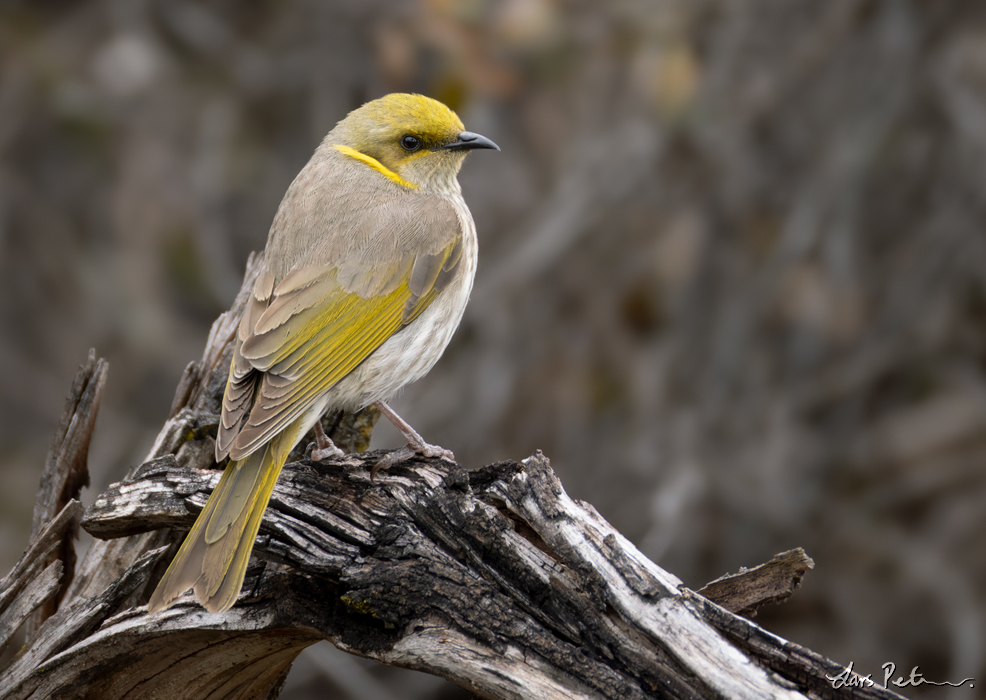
[329,93,499,192]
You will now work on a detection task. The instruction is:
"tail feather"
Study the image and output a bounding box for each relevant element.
[147,421,301,614]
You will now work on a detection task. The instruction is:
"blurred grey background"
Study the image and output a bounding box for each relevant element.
[3,0,986,698]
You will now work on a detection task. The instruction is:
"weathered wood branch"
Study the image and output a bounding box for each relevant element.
[6,448,908,700]
[696,549,814,618]
[0,257,911,700]
[27,350,107,638]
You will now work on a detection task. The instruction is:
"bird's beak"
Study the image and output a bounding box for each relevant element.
[436,131,500,152]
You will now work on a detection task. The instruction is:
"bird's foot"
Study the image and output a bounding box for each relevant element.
[311,442,344,461]
[370,441,455,480]
[370,401,454,479]
[307,420,344,461]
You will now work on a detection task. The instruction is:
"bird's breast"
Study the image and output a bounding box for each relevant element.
[329,193,478,408]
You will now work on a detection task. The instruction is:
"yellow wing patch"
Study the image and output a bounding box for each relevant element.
[221,237,460,461]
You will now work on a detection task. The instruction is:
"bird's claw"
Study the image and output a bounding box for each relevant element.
[370,441,455,480]
[307,423,345,462]
[311,443,344,461]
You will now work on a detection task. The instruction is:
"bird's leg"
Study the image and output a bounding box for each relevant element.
[309,419,344,461]
[371,401,454,478]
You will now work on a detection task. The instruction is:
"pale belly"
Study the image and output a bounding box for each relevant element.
[319,200,477,412]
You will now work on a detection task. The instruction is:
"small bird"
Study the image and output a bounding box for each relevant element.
[147,94,498,613]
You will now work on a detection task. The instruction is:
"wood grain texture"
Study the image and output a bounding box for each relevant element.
[697,548,815,617]
[47,452,902,700]
[26,352,106,637]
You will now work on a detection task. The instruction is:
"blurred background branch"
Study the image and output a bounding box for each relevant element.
[2,0,986,697]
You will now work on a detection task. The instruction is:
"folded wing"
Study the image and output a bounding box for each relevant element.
[216,192,463,462]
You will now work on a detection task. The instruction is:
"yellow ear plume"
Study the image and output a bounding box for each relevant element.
[333,145,419,189]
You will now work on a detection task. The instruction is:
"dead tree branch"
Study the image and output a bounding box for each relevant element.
[0,257,910,700]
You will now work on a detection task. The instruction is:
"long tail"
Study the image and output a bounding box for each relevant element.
[147,421,302,613]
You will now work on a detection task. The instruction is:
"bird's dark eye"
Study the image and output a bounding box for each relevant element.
[400,135,421,152]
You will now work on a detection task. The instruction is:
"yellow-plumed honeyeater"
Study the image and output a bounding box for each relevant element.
[147,94,498,613]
